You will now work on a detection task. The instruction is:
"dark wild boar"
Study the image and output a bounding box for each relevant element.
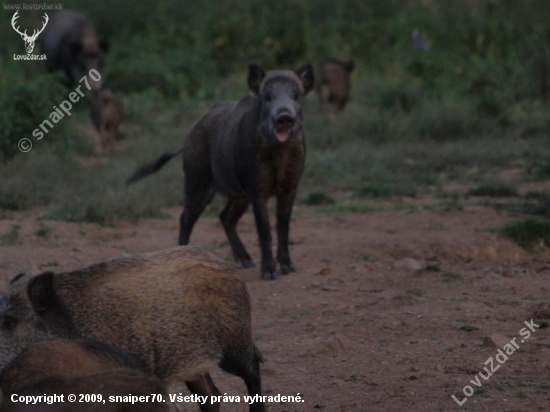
[40,10,108,91]
[0,338,141,398]
[90,88,123,155]
[127,64,314,280]
[0,338,178,412]
[2,371,178,412]
[0,246,265,412]
[318,59,355,111]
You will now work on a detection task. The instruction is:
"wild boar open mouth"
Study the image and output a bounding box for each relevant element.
[274,117,294,142]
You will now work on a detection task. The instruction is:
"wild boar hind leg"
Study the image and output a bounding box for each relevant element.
[185,373,221,412]
[220,197,254,268]
[178,172,215,245]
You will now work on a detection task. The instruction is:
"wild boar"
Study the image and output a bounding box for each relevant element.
[126,64,315,280]
[2,370,178,412]
[0,338,141,398]
[318,59,355,111]
[40,10,108,91]
[0,338,178,412]
[90,88,123,155]
[0,246,265,412]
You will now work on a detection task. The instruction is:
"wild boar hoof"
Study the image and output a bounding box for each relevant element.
[280,264,297,275]
[261,271,279,281]
[240,259,255,269]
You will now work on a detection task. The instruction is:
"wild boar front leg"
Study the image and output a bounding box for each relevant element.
[251,199,276,280]
[276,190,297,274]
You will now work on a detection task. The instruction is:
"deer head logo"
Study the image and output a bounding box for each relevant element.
[11,11,49,54]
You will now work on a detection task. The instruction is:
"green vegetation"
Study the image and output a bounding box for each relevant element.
[0,224,21,246]
[35,223,52,238]
[468,182,518,197]
[1,1,550,224]
[495,218,550,250]
[302,192,336,205]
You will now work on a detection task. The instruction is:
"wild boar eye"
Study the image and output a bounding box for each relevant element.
[2,316,17,331]
[264,91,274,102]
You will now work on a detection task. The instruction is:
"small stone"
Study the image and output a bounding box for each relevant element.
[394,258,423,272]
[483,333,511,350]
[315,334,358,356]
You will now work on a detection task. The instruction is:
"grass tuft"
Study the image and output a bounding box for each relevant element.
[495,218,550,250]
[468,183,518,198]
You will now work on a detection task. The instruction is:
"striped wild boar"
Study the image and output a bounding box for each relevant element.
[0,338,178,412]
[126,64,315,280]
[40,10,108,91]
[90,88,123,155]
[0,246,265,412]
[318,59,355,111]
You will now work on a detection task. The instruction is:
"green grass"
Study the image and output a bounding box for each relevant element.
[460,325,479,332]
[3,1,550,224]
[302,192,336,205]
[357,183,416,199]
[468,183,519,198]
[316,203,378,214]
[35,223,52,238]
[495,218,550,250]
[441,271,463,282]
[2,90,550,224]
[0,224,21,246]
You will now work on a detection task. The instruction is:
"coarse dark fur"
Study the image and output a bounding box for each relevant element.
[0,338,178,412]
[0,246,265,412]
[127,64,314,280]
[0,338,141,398]
[2,370,178,412]
[318,59,355,111]
[39,10,108,91]
[90,88,123,155]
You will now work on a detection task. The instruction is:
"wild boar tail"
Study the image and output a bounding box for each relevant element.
[126,146,184,185]
[254,345,264,364]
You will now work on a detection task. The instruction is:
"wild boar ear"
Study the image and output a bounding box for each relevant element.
[247,64,266,95]
[296,63,315,95]
[27,272,55,314]
[346,60,355,73]
[10,273,26,285]
[99,39,109,53]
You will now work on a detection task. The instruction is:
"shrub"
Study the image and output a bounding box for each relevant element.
[0,73,71,159]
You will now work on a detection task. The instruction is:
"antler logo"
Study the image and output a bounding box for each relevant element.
[11,11,49,54]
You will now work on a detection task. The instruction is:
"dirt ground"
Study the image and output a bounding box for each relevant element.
[1,204,550,412]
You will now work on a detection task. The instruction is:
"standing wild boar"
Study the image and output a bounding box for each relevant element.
[90,88,123,155]
[0,246,265,412]
[40,10,108,91]
[127,64,315,280]
[318,59,355,111]
[0,339,178,412]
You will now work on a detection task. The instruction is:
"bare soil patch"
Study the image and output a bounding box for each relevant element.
[1,205,549,411]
